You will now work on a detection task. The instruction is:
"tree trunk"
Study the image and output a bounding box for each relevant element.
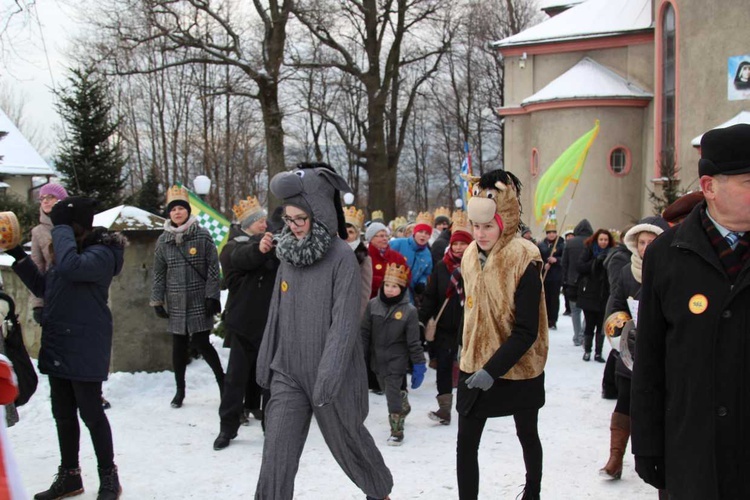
[257,77,285,211]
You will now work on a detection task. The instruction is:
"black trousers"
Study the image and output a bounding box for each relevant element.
[457,408,542,500]
[173,331,224,389]
[543,279,562,326]
[582,309,604,355]
[602,351,619,398]
[219,337,265,433]
[49,375,114,470]
[614,375,631,416]
[435,345,458,396]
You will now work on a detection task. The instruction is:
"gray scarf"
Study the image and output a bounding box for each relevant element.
[163,216,198,245]
[275,221,332,267]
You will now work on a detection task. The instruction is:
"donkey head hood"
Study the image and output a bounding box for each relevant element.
[465,169,523,252]
[270,163,351,238]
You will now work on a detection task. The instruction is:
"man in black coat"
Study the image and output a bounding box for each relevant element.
[538,224,565,329]
[214,198,280,450]
[632,124,750,499]
[561,218,593,345]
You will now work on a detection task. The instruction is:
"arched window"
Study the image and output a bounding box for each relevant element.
[660,3,676,176]
[608,146,631,176]
[531,148,540,177]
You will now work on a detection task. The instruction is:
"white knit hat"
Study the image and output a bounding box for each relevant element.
[365,222,388,242]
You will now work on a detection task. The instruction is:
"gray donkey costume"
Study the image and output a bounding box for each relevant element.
[255,164,393,500]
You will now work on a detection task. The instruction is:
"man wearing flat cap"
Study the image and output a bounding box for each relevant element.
[632,124,750,499]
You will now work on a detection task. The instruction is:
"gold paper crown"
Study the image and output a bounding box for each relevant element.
[344,206,365,230]
[167,185,189,205]
[383,263,409,288]
[604,311,632,337]
[544,208,557,232]
[434,207,451,220]
[391,216,408,229]
[451,210,472,234]
[371,210,385,222]
[415,211,434,226]
[232,196,264,222]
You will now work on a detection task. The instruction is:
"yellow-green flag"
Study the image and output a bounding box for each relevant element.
[534,120,600,222]
[176,183,231,253]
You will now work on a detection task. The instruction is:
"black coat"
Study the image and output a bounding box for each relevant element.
[538,236,565,283]
[631,205,750,499]
[605,264,640,379]
[575,245,610,312]
[418,260,463,350]
[603,244,631,318]
[430,229,451,265]
[13,226,125,382]
[220,225,279,351]
[561,219,593,300]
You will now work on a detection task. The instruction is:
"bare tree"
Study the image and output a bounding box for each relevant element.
[0,83,50,155]
[291,0,454,220]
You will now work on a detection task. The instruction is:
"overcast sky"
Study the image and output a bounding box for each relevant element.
[2,0,78,157]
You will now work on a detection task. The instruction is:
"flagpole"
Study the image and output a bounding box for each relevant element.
[541,179,583,282]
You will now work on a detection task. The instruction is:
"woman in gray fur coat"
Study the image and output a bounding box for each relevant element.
[150,187,224,408]
[255,163,392,500]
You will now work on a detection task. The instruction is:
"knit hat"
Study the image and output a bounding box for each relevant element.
[166,185,191,216]
[623,216,669,255]
[450,230,473,245]
[39,183,68,201]
[365,222,388,242]
[413,211,434,236]
[699,124,750,176]
[450,210,473,245]
[433,207,451,227]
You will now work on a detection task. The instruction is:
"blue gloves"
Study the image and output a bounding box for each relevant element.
[411,363,427,389]
[465,369,494,391]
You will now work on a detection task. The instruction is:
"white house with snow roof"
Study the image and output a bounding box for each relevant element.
[493,0,750,233]
[0,108,56,202]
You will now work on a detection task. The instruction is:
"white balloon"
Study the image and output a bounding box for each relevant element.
[343,192,355,205]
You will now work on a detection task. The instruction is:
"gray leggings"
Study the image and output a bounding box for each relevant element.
[377,374,404,414]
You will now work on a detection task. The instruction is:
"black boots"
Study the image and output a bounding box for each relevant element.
[213,430,238,450]
[34,466,84,500]
[97,466,122,500]
[171,388,185,408]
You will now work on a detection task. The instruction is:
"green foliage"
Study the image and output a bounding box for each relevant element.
[648,153,685,215]
[54,66,127,210]
[136,169,163,215]
[0,192,40,244]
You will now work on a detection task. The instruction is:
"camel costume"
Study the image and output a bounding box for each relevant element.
[456,169,548,500]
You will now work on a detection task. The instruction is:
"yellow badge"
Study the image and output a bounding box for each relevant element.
[281,281,289,292]
[375,264,383,270]
[189,247,197,255]
[688,294,708,314]
[466,296,473,309]
[394,311,403,320]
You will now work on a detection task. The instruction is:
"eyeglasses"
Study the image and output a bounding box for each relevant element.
[40,195,58,202]
[282,215,309,227]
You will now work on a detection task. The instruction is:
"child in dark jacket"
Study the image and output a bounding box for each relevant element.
[361,262,426,445]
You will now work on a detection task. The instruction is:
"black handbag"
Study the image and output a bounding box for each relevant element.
[0,292,38,406]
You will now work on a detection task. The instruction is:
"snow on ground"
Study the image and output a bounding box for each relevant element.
[8,313,659,499]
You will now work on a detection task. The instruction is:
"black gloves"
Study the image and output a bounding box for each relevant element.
[205,298,221,317]
[413,282,426,295]
[32,307,43,325]
[634,455,666,489]
[48,201,73,226]
[154,305,169,319]
[4,246,27,261]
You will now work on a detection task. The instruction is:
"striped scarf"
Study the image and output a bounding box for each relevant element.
[700,208,750,282]
[442,248,465,304]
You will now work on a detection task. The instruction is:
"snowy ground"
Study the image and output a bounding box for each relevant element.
[8,313,660,499]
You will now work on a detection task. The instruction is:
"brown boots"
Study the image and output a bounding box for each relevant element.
[428,394,453,425]
[600,412,631,479]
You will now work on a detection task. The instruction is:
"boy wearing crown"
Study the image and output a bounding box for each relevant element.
[213,196,279,450]
[390,211,434,304]
[361,263,426,446]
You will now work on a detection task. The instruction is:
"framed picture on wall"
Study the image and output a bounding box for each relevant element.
[728,55,750,101]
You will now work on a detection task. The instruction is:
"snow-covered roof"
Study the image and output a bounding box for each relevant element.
[494,0,652,48]
[691,111,750,146]
[93,205,166,232]
[0,108,55,176]
[520,57,652,106]
[539,0,585,11]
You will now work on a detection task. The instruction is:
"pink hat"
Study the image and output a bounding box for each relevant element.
[39,183,68,201]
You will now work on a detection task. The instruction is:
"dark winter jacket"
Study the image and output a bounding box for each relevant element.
[150,218,221,335]
[220,225,279,351]
[575,244,610,312]
[538,236,565,283]
[561,219,593,300]
[361,293,423,377]
[418,260,463,350]
[430,229,451,266]
[13,226,125,382]
[605,264,640,379]
[603,244,631,318]
[631,204,750,499]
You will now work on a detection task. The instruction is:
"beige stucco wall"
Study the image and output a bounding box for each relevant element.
[1,176,34,202]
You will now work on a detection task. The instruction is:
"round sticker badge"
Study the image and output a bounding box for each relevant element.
[189,247,198,255]
[394,311,403,320]
[688,294,708,314]
[375,264,383,270]
[466,296,473,309]
[281,281,289,293]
